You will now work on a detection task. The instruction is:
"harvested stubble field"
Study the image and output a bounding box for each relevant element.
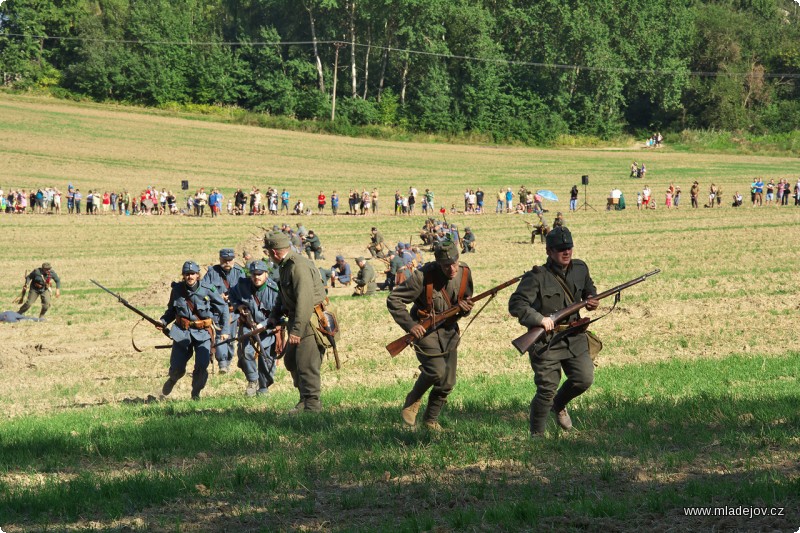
[1,93,799,532]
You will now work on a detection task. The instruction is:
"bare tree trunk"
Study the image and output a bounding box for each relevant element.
[377,20,393,102]
[303,0,326,93]
[349,0,357,98]
[332,44,341,121]
[400,55,409,105]
[362,31,371,99]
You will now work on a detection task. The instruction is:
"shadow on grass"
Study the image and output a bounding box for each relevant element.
[2,384,799,530]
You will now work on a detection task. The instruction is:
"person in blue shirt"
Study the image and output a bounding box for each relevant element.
[331,255,352,287]
[202,249,246,373]
[228,260,281,397]
[157,261,229,400]
[280,189,290,213]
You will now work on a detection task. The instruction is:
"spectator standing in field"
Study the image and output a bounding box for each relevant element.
[642,185,651,209]
[475,188,484,213]
[280,189,290,214]
[754,178,764,206]
[371,188,379,214]
[690,181,700,208]
[317,191,326,214]
[331,191,339,216]
[674,186,681,208]
[570,185,579,212]
[73,189,82,214]
[765,179,775,205]
[496,188,505,213]
[407,188,416,214]
[781,179,791,206]
[708,184,717,208]
[715,185,723,207]
[664,187,673,209]
[505,187,513,212]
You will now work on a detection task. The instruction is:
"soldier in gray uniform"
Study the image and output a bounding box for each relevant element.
[352,257,377,296]
[460,227,476,254]
[304,230,325,260]
[387,240,474,430]
[264,232,327,413]
[378,250,404,291]
[18,262,61,319]
[508,227,599,437]
[158,261,229,400]
[229,260,280,397]
[202,248,246,373]
[368,227,386,258]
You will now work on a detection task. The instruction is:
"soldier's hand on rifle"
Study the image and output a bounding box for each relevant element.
[458,298,474,314]
[541,317,555,332]
[55,288,61,298]
[288,333,301,345]
[156,320,166,331]
[219,334,229,341]
[410,324,426,339]
[586,297,600,311]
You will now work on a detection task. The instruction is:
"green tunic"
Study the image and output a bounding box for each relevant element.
[355,262,378,295]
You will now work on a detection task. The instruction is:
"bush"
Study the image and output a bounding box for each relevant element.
[334,97,378,126]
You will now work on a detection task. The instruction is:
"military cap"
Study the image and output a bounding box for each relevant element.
[219,248,235,260]
[355,256,366,263]
[335,255,345,261]
[371,227,377,231]
[41,262,52,270]
[272,225,280,231]
[397,242,404,249]
[308,230,315,236]
[249,260,269,274]
[546,226,574,251]
[464,227,471,232]
[450,224,457,229]
[182,261,200,274]
[434,241,459,265]
[387,250,396,256]
[263,231,291,250]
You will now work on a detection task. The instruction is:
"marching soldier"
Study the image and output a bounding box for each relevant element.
[368,227,386,258]
[229,260,281,397]
[460,227,476,254]
[387,240,474,430]
[202,248,246,373]
[158,261,229,400]
[352,257,377,296]
[18,262,61,320]
[303,230,325,261]
[508,227,599,438]
[264,232,328,413]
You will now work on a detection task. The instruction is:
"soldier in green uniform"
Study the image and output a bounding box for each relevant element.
[387,240,474,430]
[528,213,550,244]
[19,262,61,319]
[508,227,599,437]
[552,212,565,228]
[264,232,328,413]
[368,227,386,259]
[352,257,377,296]
[303,230,325,260]
[379,250,405,291]
[460,227,476,253]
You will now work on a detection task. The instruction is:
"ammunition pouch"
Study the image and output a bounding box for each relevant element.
[311,298,339,350]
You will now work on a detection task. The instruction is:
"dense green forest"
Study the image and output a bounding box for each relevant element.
[2,0,799,143]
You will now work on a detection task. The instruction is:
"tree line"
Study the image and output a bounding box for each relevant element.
[1,0,799,143]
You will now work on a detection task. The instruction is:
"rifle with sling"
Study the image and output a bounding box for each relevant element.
[511,269,660,354]
[386,274,522,357]
[13,271,28,305]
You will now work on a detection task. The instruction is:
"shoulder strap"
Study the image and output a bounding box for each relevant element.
[548,269,575,306]
[424,269,435,310]
[182,284,199,320]
[457,265,470,301]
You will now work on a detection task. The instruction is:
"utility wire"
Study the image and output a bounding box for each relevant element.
[3,32,800,79]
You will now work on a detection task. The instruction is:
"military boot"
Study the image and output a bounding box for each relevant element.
[529,398,550,436]
[422,396,447,429]
[245,380,259,397]
[401,378,433,427]
[190,372,207,401]
[161,370,185,397]
[401,399,422,427]
[288,399,305,415]
[552,406,573,431]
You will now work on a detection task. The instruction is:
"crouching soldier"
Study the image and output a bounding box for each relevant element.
[304,230,325,260]
[353,257,377,296]
[229,260,282,397]
[157,261,229,400]
[461,227,476,254]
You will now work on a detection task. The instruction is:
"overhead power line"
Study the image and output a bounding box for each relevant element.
[3,32,800,79]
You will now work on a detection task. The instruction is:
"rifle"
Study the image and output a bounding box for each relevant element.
[511,269,661,354]
[215,322,276,348]
[12,271,28,305]
[91,279,171,336]
[386,274,523,357]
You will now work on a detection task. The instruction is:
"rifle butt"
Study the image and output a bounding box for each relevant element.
[386,334,413,357]
[511,326,545,354]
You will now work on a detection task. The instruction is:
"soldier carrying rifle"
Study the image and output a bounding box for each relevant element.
[18,262,61,320]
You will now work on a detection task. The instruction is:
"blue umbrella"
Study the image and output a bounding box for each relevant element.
[536,190,559,201]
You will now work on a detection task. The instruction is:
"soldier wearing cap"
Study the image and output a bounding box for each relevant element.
[553,212,565,228]
[387,239,474,430]
[157,261,229,400]
[379,250,405,291]
[352,257,377,296]
[368,227,386,259]
[203,248,246,373]
[264,232,328,413]
[460,227,476,254]
[529,212,550,244]
[18,262,61,319]
[508,226,599,438]
[303,230,325,261]
[229,260,281,397]
[330,255,352,287]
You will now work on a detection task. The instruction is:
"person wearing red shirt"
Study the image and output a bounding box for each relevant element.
[102,192,111,213]
[317,191,326,213]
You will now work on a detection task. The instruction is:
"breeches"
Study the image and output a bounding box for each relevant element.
[283,334,324,409]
